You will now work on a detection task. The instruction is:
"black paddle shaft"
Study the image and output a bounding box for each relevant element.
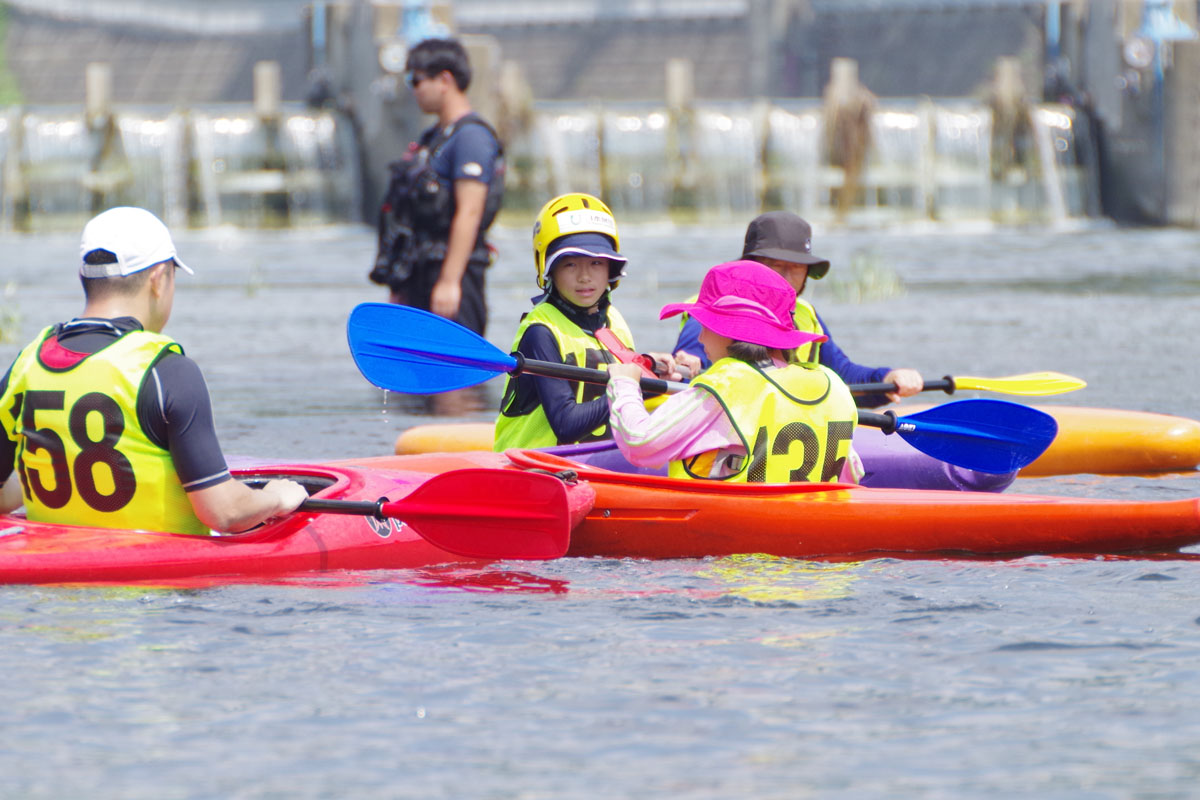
[517,353,958,399]
[514,353,908,435]
[511,352,687,396]
[850,375,956,396]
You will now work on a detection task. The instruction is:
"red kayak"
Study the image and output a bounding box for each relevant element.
[0,462,595,585]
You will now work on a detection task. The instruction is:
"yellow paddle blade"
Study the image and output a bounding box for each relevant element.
[952,372,1086,396]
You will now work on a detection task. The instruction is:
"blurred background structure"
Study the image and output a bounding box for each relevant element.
[0,0,1196,230]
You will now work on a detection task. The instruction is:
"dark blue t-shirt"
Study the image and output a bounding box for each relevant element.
[427,118,500,189]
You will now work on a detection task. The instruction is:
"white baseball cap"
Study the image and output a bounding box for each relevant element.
[79,207,193,278]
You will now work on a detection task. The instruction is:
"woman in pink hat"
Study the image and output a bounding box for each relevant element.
[607,260,862,483]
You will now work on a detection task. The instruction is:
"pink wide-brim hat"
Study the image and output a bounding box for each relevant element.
[659,260,827,350]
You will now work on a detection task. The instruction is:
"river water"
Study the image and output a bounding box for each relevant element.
[3,220,1200,798]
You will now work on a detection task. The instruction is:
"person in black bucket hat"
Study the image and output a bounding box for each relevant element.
[742,211,831,279]
[672,211,923,407]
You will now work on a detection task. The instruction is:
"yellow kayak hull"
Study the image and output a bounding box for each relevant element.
[1016,406,1200,476]
[895,404,1200,476]
[396,422,494,454]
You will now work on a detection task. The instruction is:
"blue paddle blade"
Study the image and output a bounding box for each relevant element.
[896,399,1058,474]
[347,303,518,394]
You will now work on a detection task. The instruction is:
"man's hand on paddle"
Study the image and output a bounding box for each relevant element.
[647,351,695,382]
[883,368,924,403]
[670,350,702,380]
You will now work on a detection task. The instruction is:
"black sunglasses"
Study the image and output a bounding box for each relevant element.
[406,72,431,89]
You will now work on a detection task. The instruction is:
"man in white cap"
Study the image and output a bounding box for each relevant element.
[0,207,307,534]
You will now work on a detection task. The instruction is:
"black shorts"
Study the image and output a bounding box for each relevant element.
[392,257,488,336]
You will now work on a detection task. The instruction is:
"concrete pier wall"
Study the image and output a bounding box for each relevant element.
[1,3,310,105]
[1166,42,1200,226]
[4,0,1200,227]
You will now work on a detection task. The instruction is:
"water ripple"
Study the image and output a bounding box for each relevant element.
[4,226,1200,797]
[994,641,1174,652]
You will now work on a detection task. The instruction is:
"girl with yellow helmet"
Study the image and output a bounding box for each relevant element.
[494,193,700,451]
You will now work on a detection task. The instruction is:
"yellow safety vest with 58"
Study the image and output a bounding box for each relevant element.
[0,327,209,535]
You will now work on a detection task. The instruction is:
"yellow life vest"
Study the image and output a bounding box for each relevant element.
[494,302,636,451]
[790,297,823,364]
[679,294,824,363]
[668,357,857,483]
[0,326,209,535]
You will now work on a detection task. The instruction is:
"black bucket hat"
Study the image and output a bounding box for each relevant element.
[741,211,831,279]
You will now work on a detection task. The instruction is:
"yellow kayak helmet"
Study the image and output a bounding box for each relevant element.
[532,193,627,292]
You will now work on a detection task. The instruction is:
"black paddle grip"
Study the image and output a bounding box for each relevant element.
[857,409,898,435]
[300,497,386,518]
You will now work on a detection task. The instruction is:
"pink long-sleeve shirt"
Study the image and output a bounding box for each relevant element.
[605,374,863,482]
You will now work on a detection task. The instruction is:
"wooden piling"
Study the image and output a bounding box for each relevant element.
[823,58,874,223]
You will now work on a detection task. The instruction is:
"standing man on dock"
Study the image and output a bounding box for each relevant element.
[370,37,504,336]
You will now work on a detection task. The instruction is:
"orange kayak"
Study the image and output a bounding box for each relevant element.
[341,450,1200,560]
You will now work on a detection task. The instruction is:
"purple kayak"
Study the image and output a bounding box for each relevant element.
[544,426,1017,492]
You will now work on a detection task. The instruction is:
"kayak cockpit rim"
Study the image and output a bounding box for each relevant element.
[0,465,360,541]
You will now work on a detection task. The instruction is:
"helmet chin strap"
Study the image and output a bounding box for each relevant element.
[547,286,610,319]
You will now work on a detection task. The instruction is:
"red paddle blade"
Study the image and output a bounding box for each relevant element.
[379,469,571,560]
[595,327,657,378]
